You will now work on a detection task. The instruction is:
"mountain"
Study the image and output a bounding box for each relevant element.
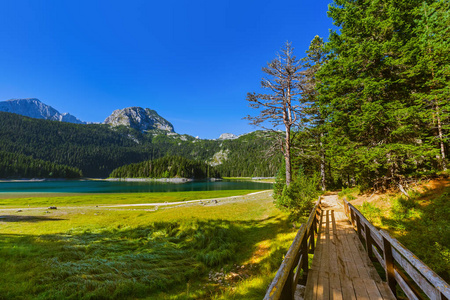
[104,107,174,132]
[0,98,86,124]
[219,133,238,140]
[0,112,282,177]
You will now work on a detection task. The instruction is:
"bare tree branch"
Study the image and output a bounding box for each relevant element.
[245,41,305,186]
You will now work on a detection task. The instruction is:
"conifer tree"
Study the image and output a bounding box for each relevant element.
[403,0,450,170]
[297,36,329,190]
[318,0,434,190]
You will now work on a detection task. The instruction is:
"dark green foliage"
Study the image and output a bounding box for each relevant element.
[109,156,220,179]
[0,112,149,178]
[273,165,319,217]
[290,0,450,191]
[318,0,434,190]
[0,151,82,178]
[215,132,283,178]
[0,112,281,178]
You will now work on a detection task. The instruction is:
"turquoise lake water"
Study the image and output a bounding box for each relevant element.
[0,180,272,194]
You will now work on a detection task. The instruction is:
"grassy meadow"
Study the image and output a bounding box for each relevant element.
[0,190,299,299]
[343,180,450,283]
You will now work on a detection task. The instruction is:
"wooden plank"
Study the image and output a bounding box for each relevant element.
[394,269,420,300]
[363,278,384,300]
[340,274,357,300]
[372,244,385,269]
[322,273,330,300]
[323,210,330,274]
[380,230,450,299]
[333,222,348,280]
[370,228,383,251]
[335,213,358,279]
[293,253,304,286]
[329,273,343,300]
[352,277,371,300]
[317,272,330,300]
[341,225,368,279]
[382,235,397,297]
[329,210,340,275]
[310,211,326,271]
[374,280,396,300]
[392,247,440,300]
[364,223,373,260]
[304,269,319,300]
[348,231,371,278]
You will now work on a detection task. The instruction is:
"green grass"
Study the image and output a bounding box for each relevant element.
[0,190,297,299]
[358,201,382,224]
[0,190,261,207]
[222,177,274,183]
[337,186,359,201]
[357,187,450,282]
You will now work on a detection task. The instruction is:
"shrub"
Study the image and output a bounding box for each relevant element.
[273,166,319,218]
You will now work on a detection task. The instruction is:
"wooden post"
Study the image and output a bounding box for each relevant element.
[310,217,316,253]
[344,199,349,216]
[364,223,374,260]
[301,235,309,283]
[349,208,355,226]
[383,236,397,297]
[315,207,320,234]
[355,213,363,242]
[280,270,293,300]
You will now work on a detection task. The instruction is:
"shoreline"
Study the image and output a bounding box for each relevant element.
[0,177,223,183]
[105,177,194,183]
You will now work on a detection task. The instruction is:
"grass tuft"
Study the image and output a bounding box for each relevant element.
[0,190,298,299]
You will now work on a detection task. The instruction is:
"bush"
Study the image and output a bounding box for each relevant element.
[273,166,319,218]
[359,202,381,224]
[338,186,360,200]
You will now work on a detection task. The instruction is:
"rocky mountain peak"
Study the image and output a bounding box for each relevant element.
[103,107,174,132]
[0,98,85,124]
[219,133,238,140]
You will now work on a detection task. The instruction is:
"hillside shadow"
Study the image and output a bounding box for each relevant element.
[0,215,65,222]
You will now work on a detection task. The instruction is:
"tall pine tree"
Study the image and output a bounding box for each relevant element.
[318,0,435,190]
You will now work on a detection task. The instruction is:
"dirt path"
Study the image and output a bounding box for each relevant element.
[0,190,272,212]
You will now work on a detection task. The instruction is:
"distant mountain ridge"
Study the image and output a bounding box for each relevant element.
[0,111,282,177]
[0,98,241,139]
[0,98,86,124]
[104,107,174,132]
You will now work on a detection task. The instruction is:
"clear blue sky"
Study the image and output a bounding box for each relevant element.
[0,0,334,139]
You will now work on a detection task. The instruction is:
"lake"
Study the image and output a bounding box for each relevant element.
[0,180,273,194]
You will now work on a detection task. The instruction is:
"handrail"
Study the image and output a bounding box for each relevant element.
[264,196,322,300]
[343,199,450,300]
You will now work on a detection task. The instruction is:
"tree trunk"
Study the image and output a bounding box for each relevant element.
[320,132,326,191]
[285,125,292,186]
[435,102,447,170]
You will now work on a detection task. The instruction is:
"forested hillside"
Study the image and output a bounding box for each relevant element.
[109,156,220,179]
[0,112,282,178]
[0,151,82,179]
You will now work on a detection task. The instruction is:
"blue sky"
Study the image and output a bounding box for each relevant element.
[0,0,334,139]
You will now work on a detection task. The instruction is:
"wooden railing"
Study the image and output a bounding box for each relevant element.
[344,199,450,300]
[264,197,322,300]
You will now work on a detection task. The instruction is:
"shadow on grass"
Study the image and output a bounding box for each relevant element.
[0,215,65,222]
[0,216,294,299]
[379,188,450,282]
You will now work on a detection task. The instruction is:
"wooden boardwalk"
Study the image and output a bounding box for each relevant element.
[302,196,396,300]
